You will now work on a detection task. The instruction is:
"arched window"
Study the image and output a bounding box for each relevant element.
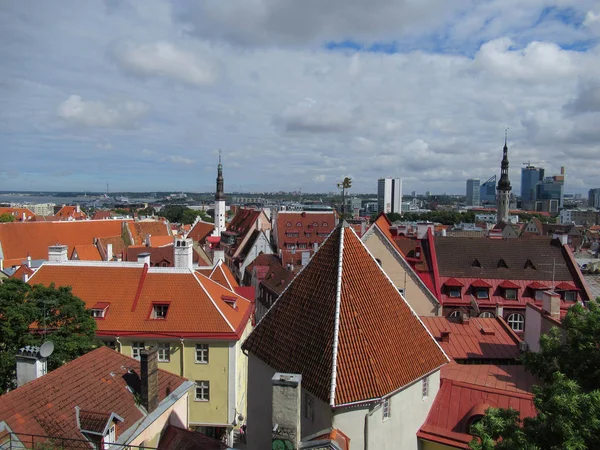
[448,310,461,319]
[507,313,524,332]
[479,311,494,318]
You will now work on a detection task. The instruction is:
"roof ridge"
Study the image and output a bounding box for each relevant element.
[329,225,345,406]
[191,271,235,332]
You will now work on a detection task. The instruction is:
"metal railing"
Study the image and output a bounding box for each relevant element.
[0,433,159,450]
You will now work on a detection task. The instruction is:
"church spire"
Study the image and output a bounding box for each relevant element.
[215,150,225,201]
[497,129,511,192]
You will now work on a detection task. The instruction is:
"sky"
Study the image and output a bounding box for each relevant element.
[1,1,599,195]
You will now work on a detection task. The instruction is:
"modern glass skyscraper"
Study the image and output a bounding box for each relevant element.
[480,175,497,204]
[521,165,544,210]
[466,179,480,206]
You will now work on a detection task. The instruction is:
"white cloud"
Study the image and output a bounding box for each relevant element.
[583,11,600,27]
[96,140,113,150]
[168,155,195,165]
[276,99,357,133]
[111,41,219,86]
[57,95,148,128]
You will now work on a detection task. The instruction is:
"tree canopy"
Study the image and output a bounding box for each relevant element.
[470,299,600,450]
[0,279,98,394]
[161,205,212,224]
[0,213,15,223]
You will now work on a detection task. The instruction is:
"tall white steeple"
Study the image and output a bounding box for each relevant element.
[214,152,226,236]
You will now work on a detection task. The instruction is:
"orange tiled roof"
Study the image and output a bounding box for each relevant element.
[29,263,252,339]
[0,207,35,221]
[127,221,171,245]
[9,264,34,280]
[243,225,448,406]
[187,220,215,244]
[148,235,174,247]
[0,346,188,446]
[207,261,239,290]
[72,244,102,261]
[56,205,87,220]
[0,220,127,262]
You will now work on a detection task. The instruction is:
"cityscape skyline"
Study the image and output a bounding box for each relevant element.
[1,1,600,194]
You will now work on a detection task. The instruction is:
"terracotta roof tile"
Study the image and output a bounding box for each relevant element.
[0,207,35,221]
[243,225,448,406]
[29,264,252,338]
[498,280,520,289]
[0,347,187,446]
[187,220,215,244]
[9,264,34,280]
[441,363,537,394]
[56,205,87,220]
[420,317,521,361]
[72,244,103,261]
[0,220,127,262]
[127,221,171,245]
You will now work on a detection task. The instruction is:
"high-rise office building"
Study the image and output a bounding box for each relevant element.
[589,188,600,209]
[377,178,402,214]
[535,167,565,214]
[480,175,497,204]
[466,179,481,206]
[521,165,545,211]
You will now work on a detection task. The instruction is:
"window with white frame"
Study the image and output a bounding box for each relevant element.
[132,342,145,360]
[504,288,517,300]
[103,424,116,450]
[448,310,461,319]
[157,342,170,362]
[91,309,106,318]
[422,376,429,399]
[195,344,209,363]
[382,398,391,420]
[304,394,314,421]
[151,304,169,319]
[195,380,210,401]
[448,287,461,298]
[479,311,494,318]
[507,313,525,332]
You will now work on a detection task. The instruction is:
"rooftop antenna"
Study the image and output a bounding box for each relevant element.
[39,341,54,358]
[505,127,509,146]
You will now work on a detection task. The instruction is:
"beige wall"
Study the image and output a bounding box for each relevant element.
[129,392,189,447]
[363,231,439,316]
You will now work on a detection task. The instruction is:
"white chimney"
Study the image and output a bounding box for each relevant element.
[137,252,151,266]
[272,373,302,450]
[22,212,26,222]
[174,238,193,268]
[26,255,31,268]
[542,290,561,319]
[76,204,81,213]
[16,346,47,387]
[106,243,113,261]
[553,233,569,246]
[48,245,68,262]
[145,234,152,247]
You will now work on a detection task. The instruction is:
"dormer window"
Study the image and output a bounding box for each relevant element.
[322,222,328,227]
[449,288,461,298]
[471,259,482,268]
[504,288,517,300]
[475,288,489,299]
[151,304,169,319]
[286,222,292,227]
[296,222,302,227]
[497,259,509,269]
[90,302,110,319]
[313,222,318,227]
[76,408,123,450]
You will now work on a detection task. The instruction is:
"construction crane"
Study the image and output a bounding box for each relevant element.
[522,161,545,167]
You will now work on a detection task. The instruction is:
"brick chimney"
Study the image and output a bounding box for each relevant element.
[542,290,561,320]
[140,347,159,413]
[272,373,302,450]
[48,245,68,262]
[440,331,451,343]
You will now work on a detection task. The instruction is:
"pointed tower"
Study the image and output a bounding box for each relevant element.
[496,132,511,223]
[214,152,226,236]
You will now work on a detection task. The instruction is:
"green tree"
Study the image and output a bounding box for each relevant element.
[0,279,98,393]
[470,299,600,449]
[0,213,15,222]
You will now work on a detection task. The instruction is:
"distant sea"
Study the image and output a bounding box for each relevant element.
[0,194,85,205]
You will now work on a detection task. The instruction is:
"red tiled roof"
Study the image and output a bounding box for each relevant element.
[72,244,102,261]
[0,347,187,446]
[498,280,520,289]
[148,235,174,247]
[0,220,127,262]
[0,207,35,221]
[9,264,34,280]
[227,209,261,236]
[444,278,464,287]
[471,279,492,288]
[420,317,521,361]
[243,225,448,406]
[56,205,87,220]
[441,363,537,394]
[91,211,112,220]
[29,264,252,339]
[555,281,578,291]
[419,377,535,449]
[207,261,239,290]
[187,220,215,244]
[528,281,549,290]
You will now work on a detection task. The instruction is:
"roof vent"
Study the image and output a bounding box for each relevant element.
[524,259,536,270]
[472,259,482,268]
[497,259,509,268]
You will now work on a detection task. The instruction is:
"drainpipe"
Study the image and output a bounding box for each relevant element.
[180,338,185,377]
[115,336,122,353]
[364,401,382,450]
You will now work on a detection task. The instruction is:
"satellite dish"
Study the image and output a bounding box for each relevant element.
[39,341,54,358]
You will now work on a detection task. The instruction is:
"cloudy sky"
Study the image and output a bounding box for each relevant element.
[1,0,599,194]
